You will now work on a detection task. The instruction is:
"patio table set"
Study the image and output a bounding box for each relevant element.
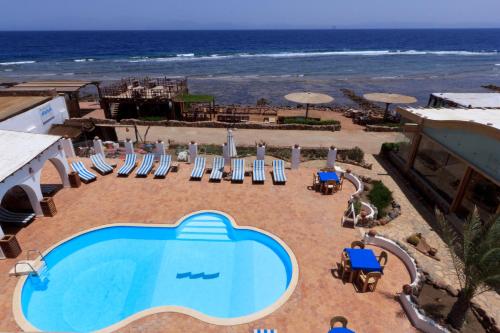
[312,171,343,195]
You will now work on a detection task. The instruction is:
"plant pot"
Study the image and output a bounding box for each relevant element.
[368,229,377,237]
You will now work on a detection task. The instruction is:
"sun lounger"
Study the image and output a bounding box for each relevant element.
[253,159,265,183]
[136,153,155,177]
[190,156,206,180]
[71,161,97,183]
[117,154,137,176]
[0,207,35,225]
[90,154,113,175]
[154,154,172,178]
[272,159,287,184]
[209,157,224,181]
[231,158,245,182]
[254,330,277,333]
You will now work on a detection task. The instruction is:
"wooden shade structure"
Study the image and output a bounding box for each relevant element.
[284,92,334,119]
[363,93,417,120]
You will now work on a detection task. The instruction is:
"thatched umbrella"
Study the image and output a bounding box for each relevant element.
[284,92,334,119]
[363,93,417,120]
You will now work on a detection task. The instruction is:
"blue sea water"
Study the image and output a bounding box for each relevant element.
[1,29,499,104]
[21,212,293,332]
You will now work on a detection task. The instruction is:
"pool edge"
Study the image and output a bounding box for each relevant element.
[13,209,299,332]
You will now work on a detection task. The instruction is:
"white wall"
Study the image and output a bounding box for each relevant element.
[0,96,69,134]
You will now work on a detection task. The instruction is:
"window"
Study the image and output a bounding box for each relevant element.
[413,136,466,203]
[394,132,414,163]
[459,171,499,221]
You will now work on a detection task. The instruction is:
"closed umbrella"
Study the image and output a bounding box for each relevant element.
[227,129,237,158]
[284,92,334,119]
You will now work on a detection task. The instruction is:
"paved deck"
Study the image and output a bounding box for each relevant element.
[0,159,415,333]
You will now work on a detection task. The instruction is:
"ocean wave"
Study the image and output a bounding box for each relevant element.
[0,60,36,66]
[74,58,95,62]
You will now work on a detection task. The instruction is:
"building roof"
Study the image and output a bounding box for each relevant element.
[431,93,500,108]
[399,107,500,129]
[5,80,97,93]
[0,130,61,182]
[0,95,52,122]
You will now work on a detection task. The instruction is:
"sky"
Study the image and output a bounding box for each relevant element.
[1,0,500,30]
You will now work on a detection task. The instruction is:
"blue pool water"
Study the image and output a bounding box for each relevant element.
[20,212,294,332]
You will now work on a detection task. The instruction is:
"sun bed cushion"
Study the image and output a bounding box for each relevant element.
[190,156,206,179]
[71,161,97,182]
[232,158,245,181]
[272,159,287,184]
[90,154,113,174]
[136,153,155,176]
[154,154,172,177]
[253,159,265,182]
[117,154,137,176]
[0,207,35,225]
[209,157,225,181]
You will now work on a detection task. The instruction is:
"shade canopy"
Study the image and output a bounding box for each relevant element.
[363,93,417,105]
[284,92,334,105]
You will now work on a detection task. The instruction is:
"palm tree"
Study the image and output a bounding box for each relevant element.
[436,207,500,329]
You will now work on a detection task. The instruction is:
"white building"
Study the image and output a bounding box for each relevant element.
[0,95,69,134]
[428,92,500,108]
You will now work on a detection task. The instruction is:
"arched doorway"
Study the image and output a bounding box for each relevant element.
[39,158,69,197]
[0,184,39,232]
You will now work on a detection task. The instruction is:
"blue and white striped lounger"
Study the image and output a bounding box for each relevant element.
[117,154,137,176]
[272,159,287,184]
[154,154,172,178]
[0,207,35,225]
[254,329,277,333]
[190,156,206,180]
[71,161,97,183]
[90,154,113,175]
[231,158,245,182]
[209,157,225,182]
[136,153,155,177]
[253,159,265,183]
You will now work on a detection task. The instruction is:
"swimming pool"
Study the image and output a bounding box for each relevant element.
[14,211,298,332]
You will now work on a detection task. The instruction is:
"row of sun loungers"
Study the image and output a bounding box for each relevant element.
[0,207,36,225]
[71,154,287,185]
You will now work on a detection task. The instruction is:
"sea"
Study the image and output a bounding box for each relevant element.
[1,29,499,105]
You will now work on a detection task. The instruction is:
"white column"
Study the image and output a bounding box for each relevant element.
[326,146,337,168]
[124,138,134,154]
[62,137,75,158]
[291,144,301,170]
[188,141,198,163]
[256,145,266,160]
[0,225,5,259]
[223,143,230,166]
[93,136,105,156]
[155,140,165,157]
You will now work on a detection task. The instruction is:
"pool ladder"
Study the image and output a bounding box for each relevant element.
[11,250,47,277]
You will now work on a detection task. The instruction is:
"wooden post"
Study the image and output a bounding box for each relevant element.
[450,167,473,213]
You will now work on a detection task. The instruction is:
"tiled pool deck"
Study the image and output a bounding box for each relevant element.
[0,159,416,333]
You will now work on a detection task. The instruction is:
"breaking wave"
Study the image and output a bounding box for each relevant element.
[0,60,36,66]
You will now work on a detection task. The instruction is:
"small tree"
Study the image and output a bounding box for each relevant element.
[256,98,269,107]
[436,207,500,329]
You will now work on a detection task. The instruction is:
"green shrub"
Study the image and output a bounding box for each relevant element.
[381,142,400,153]
[353,199,362,215]
[368,181,393,218]
[344,146,364,163]
[407,234,421,246]
[282,117,340,126]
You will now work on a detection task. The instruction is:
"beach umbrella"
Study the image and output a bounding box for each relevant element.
[284,92,334,119]
[363,93,417,120]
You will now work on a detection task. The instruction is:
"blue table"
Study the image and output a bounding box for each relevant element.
[344,248,382,272]
[328,328,355,333]
[318,171,339,183]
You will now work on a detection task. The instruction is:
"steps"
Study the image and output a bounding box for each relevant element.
[110,103,119,118]
[176,215,230,241]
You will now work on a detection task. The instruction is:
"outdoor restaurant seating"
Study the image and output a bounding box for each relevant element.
[378,251,388,272]
[339,251,352,282]
[316,171,341,194]
[209,156,224,182]
[329,315,355,333]
[154,154,172,178]
[272,159,287,184]
[350,240,365,249]
[342,246,384,290]
[136,153,155,177]
[190,156,206,180]
[117,154,137,177]
[357,271,382,292]
[71,161,97,183]
[90,154,113,175]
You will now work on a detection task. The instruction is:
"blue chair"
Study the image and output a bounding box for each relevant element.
[117,154,137,176]
[71,161,97,183]
[272,159,287,184]
[136,153,155,177]
[90,154,113,175]
[154,154,172,178]
[252,159,265,183]
[209,157,224,182]
[231,158,245,183]
[190,156,206,180]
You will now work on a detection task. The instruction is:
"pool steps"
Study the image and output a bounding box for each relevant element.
[176,216,231,241]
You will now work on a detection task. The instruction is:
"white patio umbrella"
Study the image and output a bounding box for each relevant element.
[363,93,417,120]
[284,92,334,119]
